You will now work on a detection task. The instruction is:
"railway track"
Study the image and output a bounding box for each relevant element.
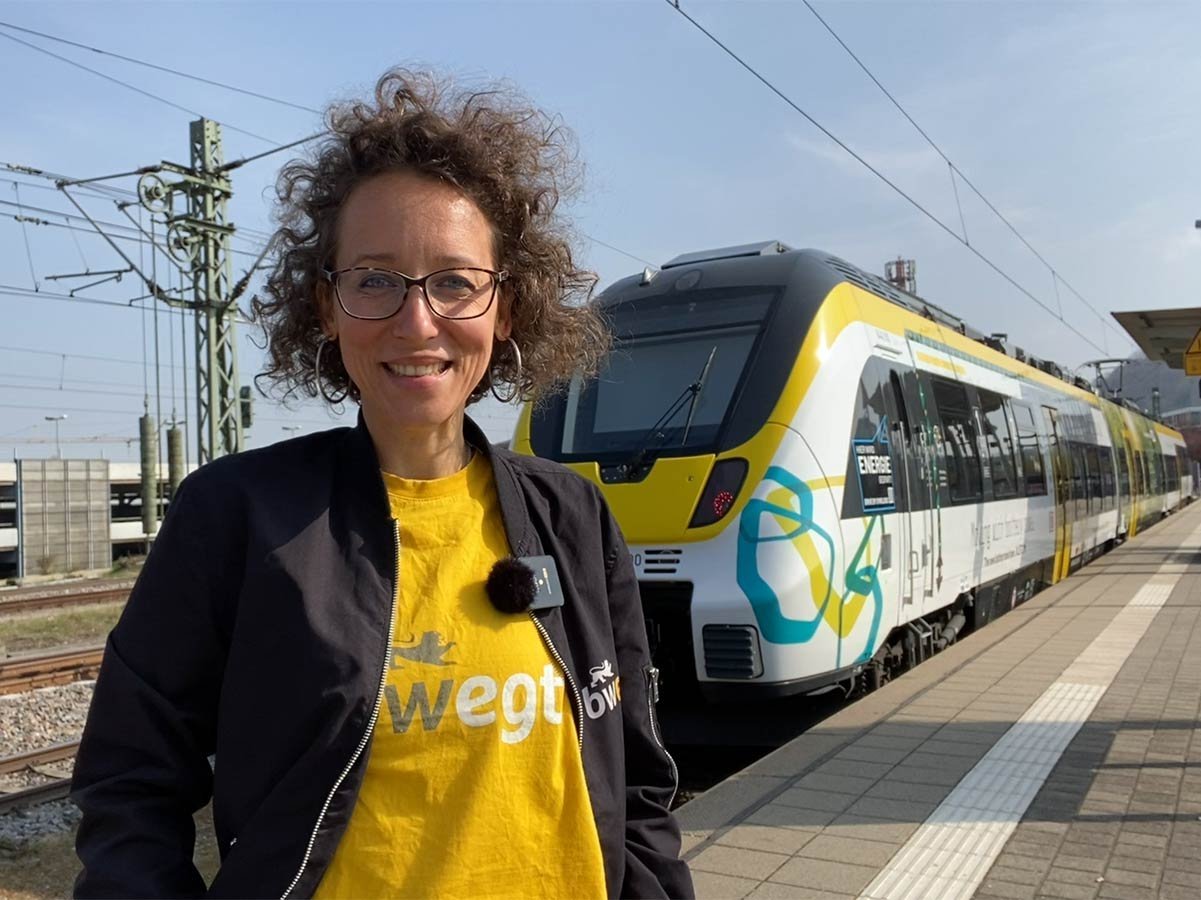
[0,741,81,776]
[0,741,80,814]
[0,647,104,694]
[0,778,72,814]
[0,741,79,814]
[0,581,133,617]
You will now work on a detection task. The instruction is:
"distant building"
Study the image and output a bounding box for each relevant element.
[0,459,196,580]
[1162,407,1201,461]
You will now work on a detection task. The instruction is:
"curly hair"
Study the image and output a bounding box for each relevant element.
[253,68,610,407]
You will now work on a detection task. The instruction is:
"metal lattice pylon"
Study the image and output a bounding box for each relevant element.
[182,119,242,463]
[55,117,248,467]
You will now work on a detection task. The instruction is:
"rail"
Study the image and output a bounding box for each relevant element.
[0,778,71,814]
[0,740,81,776]
[0,647,104,694]
[0,587,130,616]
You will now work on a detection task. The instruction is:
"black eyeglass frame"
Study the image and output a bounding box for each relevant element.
[321,265,510,321]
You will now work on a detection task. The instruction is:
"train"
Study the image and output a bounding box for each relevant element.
[513,242,1194,704]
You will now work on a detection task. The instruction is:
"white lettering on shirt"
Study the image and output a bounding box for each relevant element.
[386,664,575,744]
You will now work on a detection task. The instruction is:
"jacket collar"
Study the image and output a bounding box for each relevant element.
[340,411,536,558]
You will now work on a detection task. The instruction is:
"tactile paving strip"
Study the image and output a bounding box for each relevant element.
[858,523,1201,900]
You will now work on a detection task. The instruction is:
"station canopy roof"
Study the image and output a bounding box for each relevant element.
[1111,307,1201,370]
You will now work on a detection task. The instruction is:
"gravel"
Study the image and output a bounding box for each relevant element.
[0,678,220,889]
[0,680,92,757]
[0,801,81,854]
[0,681,93,852]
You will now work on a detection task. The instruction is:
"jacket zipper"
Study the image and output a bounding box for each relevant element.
[645,666,678,808]
[529,612,584,751]
[280,519,401,898]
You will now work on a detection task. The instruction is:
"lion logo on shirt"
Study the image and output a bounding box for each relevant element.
[391,632,456,668]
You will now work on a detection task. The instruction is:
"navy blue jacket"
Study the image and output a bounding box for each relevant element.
[71,417,693,899]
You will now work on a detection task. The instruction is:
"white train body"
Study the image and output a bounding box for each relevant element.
[516,245,1191,700]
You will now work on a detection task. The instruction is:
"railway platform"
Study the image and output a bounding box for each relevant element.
[676,501,1201,900]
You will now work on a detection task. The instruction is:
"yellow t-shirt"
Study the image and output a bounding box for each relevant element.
[315,454,607,900]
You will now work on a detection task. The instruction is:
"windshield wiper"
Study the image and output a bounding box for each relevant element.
[619,346,717,479]
[681,345,717,447]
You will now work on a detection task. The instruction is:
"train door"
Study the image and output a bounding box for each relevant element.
[881,366,937,608]
[1042,407,1070,582]
[1116,445,1130,536]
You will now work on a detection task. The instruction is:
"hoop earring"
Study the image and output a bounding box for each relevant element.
[489,337,523,404]
[315,337,350,404]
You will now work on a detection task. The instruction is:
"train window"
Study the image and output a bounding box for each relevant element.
[1069,443,1085,502]
[549,287,777,460]
[889,369,934,514]
[1011,403,1046,496]
[931,377,982,503]
[1098,447,1115,511]
[841,359,901,517]
[1085,445,1102,514]
[978,390,1019,499]
[1117,447,1130,498]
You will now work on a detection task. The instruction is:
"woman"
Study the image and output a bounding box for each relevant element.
[71,69,693,900]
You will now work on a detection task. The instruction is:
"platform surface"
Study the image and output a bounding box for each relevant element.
[676,502,1201,900]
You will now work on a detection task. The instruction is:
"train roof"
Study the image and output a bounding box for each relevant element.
[598,241,1141,412]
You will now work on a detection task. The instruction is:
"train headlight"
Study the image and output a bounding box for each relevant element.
[688,458,749,528]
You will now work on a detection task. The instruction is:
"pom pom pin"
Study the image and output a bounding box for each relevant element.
[486,557,537,614]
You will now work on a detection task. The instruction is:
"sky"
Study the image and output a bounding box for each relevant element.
[1,0,1199,463]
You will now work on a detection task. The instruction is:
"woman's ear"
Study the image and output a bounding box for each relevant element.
[494,287,513,342]
[316,279,339,341]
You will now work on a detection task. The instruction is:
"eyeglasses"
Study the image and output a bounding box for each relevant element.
[322,265,509,321]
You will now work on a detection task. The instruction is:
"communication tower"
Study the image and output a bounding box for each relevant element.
[885,257,917,294]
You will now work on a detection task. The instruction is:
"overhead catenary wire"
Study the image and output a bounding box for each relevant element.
[0,401,348,429]
[0,343,187,371]
[8,434,138,445]
[0,283,239,319]
[0,423,40,441]
[0,380,187,404]
[3,189,639,291]
[0,207,270,260]
[3,162,137,199]
[0,370,182,391]
[65,212,90,270]
[0,30,278,145]
[662,0,1110,357]
[11,182,40,288]
[0,20,322,115]
[0,378,349,427]
[797,0,1132,351]
[2,182,271,249]
[220,132,327,172]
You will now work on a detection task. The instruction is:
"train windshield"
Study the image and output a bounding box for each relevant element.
[555,287,776,458]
